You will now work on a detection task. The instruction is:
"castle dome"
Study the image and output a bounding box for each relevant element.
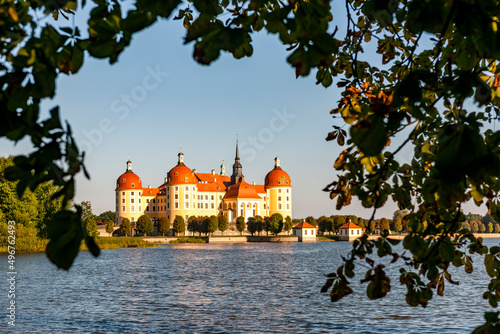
[166,149,197,184]
[167,165,197,184]
[265,155,291,187]
[116,159,142,190]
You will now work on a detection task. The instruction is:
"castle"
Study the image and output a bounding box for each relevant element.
[115,141,292,226]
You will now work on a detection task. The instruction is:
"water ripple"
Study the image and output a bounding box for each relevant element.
[1,240,498,333]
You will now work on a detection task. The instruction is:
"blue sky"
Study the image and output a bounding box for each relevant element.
[0,4,487,219]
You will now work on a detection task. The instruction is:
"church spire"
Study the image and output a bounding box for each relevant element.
[231,137,244,184]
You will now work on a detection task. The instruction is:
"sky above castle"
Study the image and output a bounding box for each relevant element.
[0,5,487,219]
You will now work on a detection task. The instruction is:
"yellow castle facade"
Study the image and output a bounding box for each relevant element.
[115,141,292,226]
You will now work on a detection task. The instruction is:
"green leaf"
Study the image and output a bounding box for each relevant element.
[439,241,455,262]
[350,116,387,156]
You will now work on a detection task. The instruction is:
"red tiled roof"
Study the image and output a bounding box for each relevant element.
[223,177,262,199]
[167,165,197,184]
[339,222,363,229]
[254,185,266,194]
[116,171,142,190]
[265,168,291,187]
[141,188,160,197]
[292,221,316,229]
[198,182,227,192]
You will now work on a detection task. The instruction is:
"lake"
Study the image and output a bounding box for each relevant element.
[2,240,497,333]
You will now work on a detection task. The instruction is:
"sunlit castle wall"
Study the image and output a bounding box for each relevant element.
[265,156,292,219]
[115,159,145,225]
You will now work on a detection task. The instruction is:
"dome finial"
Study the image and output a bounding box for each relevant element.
[220,159,226,176]
[177,147,185,165]
[274,153,281,169]
[126,156,132,171]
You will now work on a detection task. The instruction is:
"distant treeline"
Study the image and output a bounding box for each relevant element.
[296,209,500,234]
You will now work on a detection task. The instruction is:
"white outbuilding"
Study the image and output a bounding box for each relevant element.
[292,221,317,242]
[338,221,364,241]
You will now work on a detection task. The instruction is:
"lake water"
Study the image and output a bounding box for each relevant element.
[1,240,498,333]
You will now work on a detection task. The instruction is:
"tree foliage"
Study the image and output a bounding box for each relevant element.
[173,215,185,236]
[236,216,246,235]
[158,217,170,236]
[268,213,284,235]
[120,218,131,236]
[218,215,228,235]
[136,215,153,235]
[105,220,114,236]
[283,216,293,235]
[207,215,218,236]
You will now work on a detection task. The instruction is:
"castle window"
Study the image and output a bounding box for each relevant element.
[285,180,289,185]
[185,177,188,182]
[147,199,150,203]
[185,194,189,199]
[277,180,281,185]
[278,196,281,201]
[205,203,208,209]
[139,199,141,203]
[153,199,156,203]
[211,195,214,200]
[287,189,289,193]
[287,204,290,210]
[286,197,289,201]
[122,199,125,203]
[205,195,208,200]
[122,192,125,196]
[278,204,282,210]
[185,186,189,191]
[175,186,178,191]
[131,183,135,188]
[153,206,156,211]
[175,172,178,176]
[167,203,170,209]
[122,179,126,182]
[247,203,250,208]
[278,189,282,193]
[193,187,196,191]
[175,194,178,200]
[139,206,142,211]
[167,195,170,200]
[122,206,125,212]
[131,205,135,212]
[264,204,266,209]
[219,195,222,199]
[186,202,189,209]
[211,203,214,209]
[131,192,134,195]
[175,202,179,209]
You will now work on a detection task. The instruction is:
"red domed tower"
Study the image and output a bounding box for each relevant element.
[165,149,198,225]
[264,155,292,218]
[115,158,143,226]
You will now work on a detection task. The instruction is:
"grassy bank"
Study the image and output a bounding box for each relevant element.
[0,236,158,253]
[318,235,338,241]
[85,237,158,250]
[170,237,206,244]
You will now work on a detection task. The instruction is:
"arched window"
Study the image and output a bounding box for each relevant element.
[277,180,281,185]
[185,177,188,182]
[131,183,135,188]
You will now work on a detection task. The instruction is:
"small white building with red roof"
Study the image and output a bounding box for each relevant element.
[292,221,317,242]
[338,221,364,241]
